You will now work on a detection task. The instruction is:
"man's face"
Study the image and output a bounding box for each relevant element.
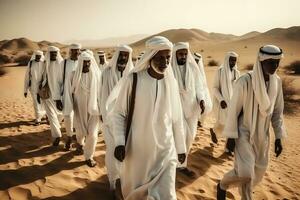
[229,56,237,68]
[35,55,41,62]
[150,50,171,74]
[50,51,58,61]
[176,49,188,65]
[70,49,80,60]
[261,59,280,75]
[82,60,91,73]
[99,56,105,64]
[117,51,129,68]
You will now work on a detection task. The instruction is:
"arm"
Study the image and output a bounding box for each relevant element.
[63,72,74,115]
[222,78,244,138]
[271,79,287,139]
[171,82,187,154]
[213,69,224,103]
[53,61,64,101]
[112,74,133,147]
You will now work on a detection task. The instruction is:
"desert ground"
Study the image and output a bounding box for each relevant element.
[0,57,299,199]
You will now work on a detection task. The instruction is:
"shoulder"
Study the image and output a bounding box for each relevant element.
[235,72,252,87]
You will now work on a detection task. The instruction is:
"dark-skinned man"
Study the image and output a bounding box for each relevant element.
[99,45,134,192]
[24,50,46,125]
[64,51,100,167]
[171,42,206,178]
[211,52,240,155]
[217,45,286,200]
[55,43,81,151]
[42,46,63,146]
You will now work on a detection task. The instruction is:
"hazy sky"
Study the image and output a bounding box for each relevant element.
[0,0,299,42]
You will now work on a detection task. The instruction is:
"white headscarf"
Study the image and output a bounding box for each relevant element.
[95,50,108,70]
[44,46,63,67]
[107,44,134,73]
[107,36,182,122]
[105,45,134,91]
[219,51,239,103]
[30,50,45,62]
[252,45,283,116]
[193,52,212,114]
[71,51,100,115]
[69,43,82,50]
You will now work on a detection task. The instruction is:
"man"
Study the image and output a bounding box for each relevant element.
[171,42,205,178]
[24,50,46,125]
[112,36,186,200]
[217,45,286,200]
[99,45,134,190]
[193,52,215,143]
[95,50,108,72]
[211,52,240,153]
[64,51,100,167]
[41,46,63,146]
[55,43,81,150]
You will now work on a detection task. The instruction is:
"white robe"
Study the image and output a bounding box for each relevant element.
[40,62,62,139]
[113,71,186,200]
[66,71,100,160]
[220,73,286,200]
[172,63,204,167]
[24,60,46,121]
[58,59,78,136]
[99,67,127,188]
[213,67,240,127]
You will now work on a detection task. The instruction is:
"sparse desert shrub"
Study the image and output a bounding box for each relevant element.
[244,64,253,70]
[0,54,11,64]
[282,77,300,114]
[285,61,300,75]
[14,54,31,66]
[0,67,7,76]
[207,59,219,67]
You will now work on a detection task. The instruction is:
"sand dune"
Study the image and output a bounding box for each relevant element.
[0,66,299,200]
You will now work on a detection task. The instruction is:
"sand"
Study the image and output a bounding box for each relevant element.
[0,64,299,200]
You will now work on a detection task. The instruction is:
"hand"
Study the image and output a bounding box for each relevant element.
[178,153,186,164]
[200,100,205,114]
[56,100,63,111]
[24,93,27,98]
[220,100,227,109]
[226,138,235,152]
[37,94,41,104]
[114,145,125,162]
[275,139,282,157]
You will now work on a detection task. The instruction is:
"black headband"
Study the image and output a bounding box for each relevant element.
[259,46,283,56]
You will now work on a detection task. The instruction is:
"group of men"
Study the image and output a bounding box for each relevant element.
[24,35,286,200]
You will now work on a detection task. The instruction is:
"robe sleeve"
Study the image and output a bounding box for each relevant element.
[222,77,245,138]
[24,64,30,93]
[194,66,205,104]
[213,68,224,103]
[99,69,109,119]
[171,81,187,154]
[271,78,287,139]
[63,72,74,116]
[53,60,64,101]
[112,74,133,147]
[97,69,102,116]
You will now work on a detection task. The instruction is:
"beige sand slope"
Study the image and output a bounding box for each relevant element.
[0,64,299,200]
